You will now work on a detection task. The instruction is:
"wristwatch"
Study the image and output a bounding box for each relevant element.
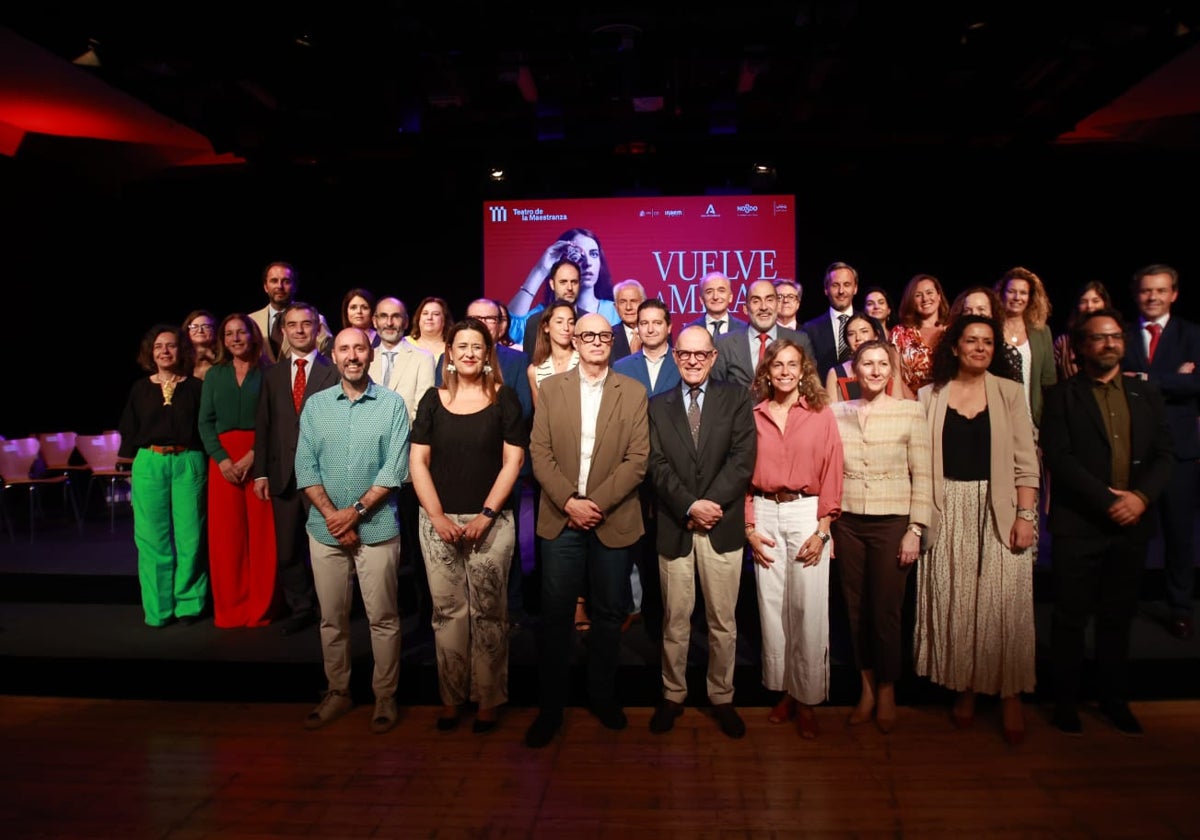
[814,530,831,544]
[1016,508,1038,522]
[907,523,924,537]
[481,507,499,519]
[353,501,369,518]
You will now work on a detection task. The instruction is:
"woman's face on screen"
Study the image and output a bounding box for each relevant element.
[565,234,601,291]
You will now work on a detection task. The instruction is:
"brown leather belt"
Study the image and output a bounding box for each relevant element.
[146,445,188,455]
[754,489,812,503]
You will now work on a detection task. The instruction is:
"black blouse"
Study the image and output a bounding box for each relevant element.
[942,405,991,481]
[410,385,527,514]
[117,376,205,458]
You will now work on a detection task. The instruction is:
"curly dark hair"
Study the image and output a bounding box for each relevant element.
[136,324,191,374]
[929,314,1018,387]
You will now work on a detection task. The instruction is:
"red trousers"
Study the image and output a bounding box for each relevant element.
[208,429,277,627]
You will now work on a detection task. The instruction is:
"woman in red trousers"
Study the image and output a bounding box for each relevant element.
[198,313,277,627]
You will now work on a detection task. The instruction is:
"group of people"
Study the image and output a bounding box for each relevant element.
[115,254,1194,747]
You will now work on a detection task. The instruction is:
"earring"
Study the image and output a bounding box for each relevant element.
[446,362,457,374]
[483,364,493,375]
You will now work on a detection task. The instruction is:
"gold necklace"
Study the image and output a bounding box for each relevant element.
[159,374,179,405]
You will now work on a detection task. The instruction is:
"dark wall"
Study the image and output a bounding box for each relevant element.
[3,142,1196,437]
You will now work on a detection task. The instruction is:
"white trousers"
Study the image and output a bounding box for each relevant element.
[752,495,829,704]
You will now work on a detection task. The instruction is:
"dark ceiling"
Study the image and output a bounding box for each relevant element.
[5,2,1200,180]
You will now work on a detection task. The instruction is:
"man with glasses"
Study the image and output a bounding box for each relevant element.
[525,313,649,748]
[249,261,333,363]
[774,279,802,330]
[369,296,436,624]
[646,326,756,738]
[1041,308,1174,736]
[802,261,860,380]
[712,279,815,387]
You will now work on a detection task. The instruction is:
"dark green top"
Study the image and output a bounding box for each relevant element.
[198,363,265,462]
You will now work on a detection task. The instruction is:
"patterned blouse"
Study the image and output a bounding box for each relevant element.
[890,324,943,394]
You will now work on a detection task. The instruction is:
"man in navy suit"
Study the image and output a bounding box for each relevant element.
[467,298,534,618]
[801,261,859,381]
[646,325,756,738]
[712,279,816,388]
[1043,308,1174,734]
[684,271,748,338]
[610,279,646,362]
[613,298,680,630]
[1121,264,1200,641]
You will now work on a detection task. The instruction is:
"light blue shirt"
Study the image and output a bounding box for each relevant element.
[746,325,779,363]
[295,380,411,546]
[680,380,707,413]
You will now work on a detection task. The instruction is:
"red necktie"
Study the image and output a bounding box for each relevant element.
[757,332,770,365]
[1146,322,1162,364]
[292,358,307,414]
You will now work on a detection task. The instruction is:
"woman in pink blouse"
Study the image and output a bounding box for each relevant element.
[889,273,950,395]
[745,339,844,739]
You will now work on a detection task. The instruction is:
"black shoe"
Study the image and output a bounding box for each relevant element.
[472,718,499,734]
[1099,702,1143,736]
[436,714,460,732]
[280,611,317,636]
[1167,616,1194,641]
[1051,706,1083,735]
[524,710,562,748]
[712,703,746,739]
[649,700,684,734]
[589,703,628,731]
[177,614,202,626]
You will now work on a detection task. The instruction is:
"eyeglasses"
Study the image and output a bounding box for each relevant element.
[776,294,799,303]
[1086,332,1124,344]
[470,315,501,324]
[674,350,714,362]
[576,331,614,344]
[188,324,214,333]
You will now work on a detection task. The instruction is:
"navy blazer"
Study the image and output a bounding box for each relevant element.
[613,349,682,398]
[801,310,849,381]
[1122,316,1200,459]
[711,324,816,388]
[1040,372,1174,541]
[648,379,757,556]
[253,353,339,495]
[610,323,634,362]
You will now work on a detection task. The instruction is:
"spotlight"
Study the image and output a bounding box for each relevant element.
[489,168,506,182]
[72,38,101,67]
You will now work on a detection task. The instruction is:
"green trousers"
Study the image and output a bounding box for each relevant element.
[131,448,208,626]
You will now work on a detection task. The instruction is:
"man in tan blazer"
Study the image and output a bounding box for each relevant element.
[248,261,332,362]
[524,313,650,748]
[368,296,436,622]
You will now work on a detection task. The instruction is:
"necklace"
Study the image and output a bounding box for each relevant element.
[158,374,180,405]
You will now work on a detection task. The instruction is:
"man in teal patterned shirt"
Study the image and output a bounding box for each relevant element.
[295,327,411,734]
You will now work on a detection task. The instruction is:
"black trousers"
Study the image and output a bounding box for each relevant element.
[1051,533,1146,707]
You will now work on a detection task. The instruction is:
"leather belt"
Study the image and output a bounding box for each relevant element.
[754,489,812,503]
[146,445,188,455]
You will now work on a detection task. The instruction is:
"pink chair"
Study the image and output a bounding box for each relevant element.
[76,432,132,533]
[0,436,81,541]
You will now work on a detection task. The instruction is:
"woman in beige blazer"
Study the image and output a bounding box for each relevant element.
[915,315,1040,745]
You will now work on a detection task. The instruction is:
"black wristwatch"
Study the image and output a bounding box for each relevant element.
[353,501,368,518]
[481,507,499,519]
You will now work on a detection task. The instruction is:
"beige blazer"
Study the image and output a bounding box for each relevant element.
[918,372,1039,547]
[368,341,435,422]
[249,305,333,363]
[530,367,649,548]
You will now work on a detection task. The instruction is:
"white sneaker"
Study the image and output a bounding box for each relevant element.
[304,690,352,730]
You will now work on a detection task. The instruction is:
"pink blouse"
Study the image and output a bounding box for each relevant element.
[745,397,844,524]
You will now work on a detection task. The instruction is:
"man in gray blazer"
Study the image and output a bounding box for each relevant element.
[647,326,756,738]
[253,302,339,635]
[712,279,816,387]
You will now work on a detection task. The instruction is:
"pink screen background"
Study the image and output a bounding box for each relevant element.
[483,195,796,332]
